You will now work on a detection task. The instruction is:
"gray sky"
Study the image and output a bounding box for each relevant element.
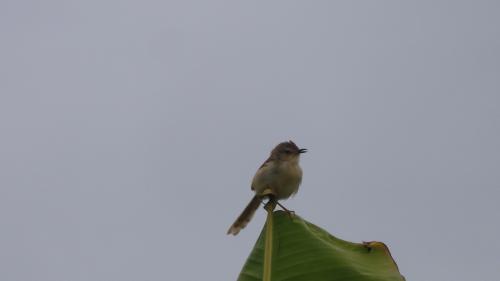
[1,1,499,280]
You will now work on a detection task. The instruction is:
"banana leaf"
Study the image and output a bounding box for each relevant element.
[237,210,405,281]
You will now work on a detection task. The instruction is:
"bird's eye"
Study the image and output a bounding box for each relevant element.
[284,149,291,154]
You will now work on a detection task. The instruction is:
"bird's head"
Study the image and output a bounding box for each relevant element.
[271,140,307,161]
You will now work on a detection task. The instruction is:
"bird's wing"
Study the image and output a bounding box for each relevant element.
[251,155,274,190]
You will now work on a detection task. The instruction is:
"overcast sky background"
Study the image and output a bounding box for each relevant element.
[1,1,499,281]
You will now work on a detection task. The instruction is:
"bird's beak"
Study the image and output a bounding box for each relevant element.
[298,148,307,154]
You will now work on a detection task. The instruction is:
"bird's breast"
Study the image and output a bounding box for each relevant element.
[252,161,302,200]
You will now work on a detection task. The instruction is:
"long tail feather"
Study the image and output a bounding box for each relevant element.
[227,196,261,235]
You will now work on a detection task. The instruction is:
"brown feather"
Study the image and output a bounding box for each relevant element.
[227,196,261,235]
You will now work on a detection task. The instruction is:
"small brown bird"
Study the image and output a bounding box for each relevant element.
[227,141,307,235]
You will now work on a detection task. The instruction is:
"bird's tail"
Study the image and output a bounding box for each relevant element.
[227,196,261,235]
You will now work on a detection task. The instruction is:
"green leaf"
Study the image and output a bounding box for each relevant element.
[237,211,405,281]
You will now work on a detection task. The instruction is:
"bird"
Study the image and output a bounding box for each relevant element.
[227,141,307,235]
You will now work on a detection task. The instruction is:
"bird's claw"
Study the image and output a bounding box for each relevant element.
[285,210,296,219]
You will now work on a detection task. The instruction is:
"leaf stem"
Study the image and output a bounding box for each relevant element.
[263,199,276,281]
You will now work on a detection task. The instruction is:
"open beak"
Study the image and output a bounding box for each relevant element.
[298,148,307,154]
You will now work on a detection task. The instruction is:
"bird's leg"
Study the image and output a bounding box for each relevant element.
[261,187,295,218]
[262,188,295,218]
[261,188,277,211]
[263,195,277,212]
[276,201,295,218]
